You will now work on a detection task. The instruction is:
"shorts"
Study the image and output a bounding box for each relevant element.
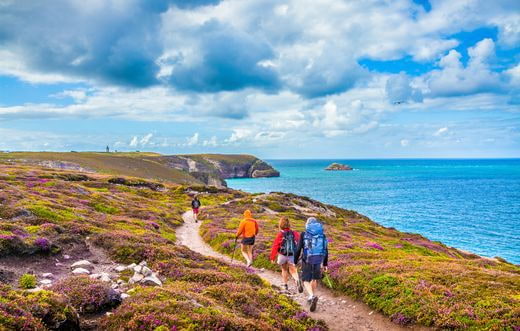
[301,262,322,281]
[192,208,199,214]
[241,236,255,245]
[277,254,295,265]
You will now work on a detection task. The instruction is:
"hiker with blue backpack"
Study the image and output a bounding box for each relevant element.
[269,216,304,293]
[294,217,329,312]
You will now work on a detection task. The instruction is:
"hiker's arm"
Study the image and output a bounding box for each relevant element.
[255,221,259,235]
[270,233,282,261]
[236,221,244,237]
[323,239,329,267]
[294,233,304,263]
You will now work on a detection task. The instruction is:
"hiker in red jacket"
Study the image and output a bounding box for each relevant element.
[270,216,303,293]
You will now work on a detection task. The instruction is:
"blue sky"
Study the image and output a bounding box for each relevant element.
[0,0,519,158]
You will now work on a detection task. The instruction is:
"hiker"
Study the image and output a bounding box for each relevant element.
[270,216,304,293]
[236,209,259,267]
[191,195,201,222]
[294,217,328,312]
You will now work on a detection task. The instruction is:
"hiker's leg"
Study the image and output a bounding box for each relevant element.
[311,280,318,293]
[240,244,250,264]
[247,245,254,264]
[304,281,314,297]
[280,263,289,284]
[288,263,299,282]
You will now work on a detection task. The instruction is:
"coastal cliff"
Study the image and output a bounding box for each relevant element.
[158,154,279,187]
[0,152,279,188]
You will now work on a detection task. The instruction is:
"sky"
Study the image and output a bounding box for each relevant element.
[0,0,519,159]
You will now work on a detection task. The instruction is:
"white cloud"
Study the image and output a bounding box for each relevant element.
[202,136,218,147]
[140,133,153,145]
[426,39,503,97]
[226,128,252,143]
[434,127,449,136]
[400,139,410,147]
[385,72,423,104]
[186,133,199,146]
[129,136,139,147]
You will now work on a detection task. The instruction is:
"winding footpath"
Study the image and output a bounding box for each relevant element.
[177,210,426,331]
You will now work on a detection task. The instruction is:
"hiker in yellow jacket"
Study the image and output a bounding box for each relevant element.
[236,210,259,267]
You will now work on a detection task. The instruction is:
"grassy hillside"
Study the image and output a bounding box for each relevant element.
[200,193,520,330]
[0,152,201,184]
[0,163,325,330]
[0,152,279,187]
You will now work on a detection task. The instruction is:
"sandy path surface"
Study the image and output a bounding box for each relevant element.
[177,210,426,331]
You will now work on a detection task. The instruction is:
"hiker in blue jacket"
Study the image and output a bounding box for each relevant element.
[294,217,329,312]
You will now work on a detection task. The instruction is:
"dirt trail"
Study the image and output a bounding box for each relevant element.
[178,210,425,331]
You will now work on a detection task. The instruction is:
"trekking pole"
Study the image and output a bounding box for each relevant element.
[230,236,238,263]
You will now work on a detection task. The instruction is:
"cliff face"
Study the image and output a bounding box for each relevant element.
[157,154,280,187]
[0,152,280,188]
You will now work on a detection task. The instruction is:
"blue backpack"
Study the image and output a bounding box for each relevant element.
[303,221,327,264]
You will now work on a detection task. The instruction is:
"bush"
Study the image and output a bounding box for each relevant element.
[51,276,121,314]
[19,274,37,289]
[0,285,79,330]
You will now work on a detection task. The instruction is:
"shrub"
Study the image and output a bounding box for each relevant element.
[19,274,37,289]
[0,285,79,330]
[51,276,121,314]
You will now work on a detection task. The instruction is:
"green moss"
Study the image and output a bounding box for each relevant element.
[19,274,37,289]
[93,203,119,215]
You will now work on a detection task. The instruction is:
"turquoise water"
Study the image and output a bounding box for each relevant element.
[227,159,520,264]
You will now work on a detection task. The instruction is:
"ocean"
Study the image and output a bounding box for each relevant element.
[227,159,520,264]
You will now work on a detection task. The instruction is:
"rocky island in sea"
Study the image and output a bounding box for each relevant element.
[325,162,353,171]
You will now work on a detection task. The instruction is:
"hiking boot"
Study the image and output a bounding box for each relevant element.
[297,279,303,293]
[310,296,319,312]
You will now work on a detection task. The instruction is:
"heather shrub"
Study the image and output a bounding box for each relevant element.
[51,276,121,314]
[0,285,79,330]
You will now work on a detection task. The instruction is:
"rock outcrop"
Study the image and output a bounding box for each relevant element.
[159,154,279,187]
[325,163,353,171]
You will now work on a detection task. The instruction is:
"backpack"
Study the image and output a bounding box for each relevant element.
[192,199,200,208]
[279,230,296,256]
[303,222,327,264]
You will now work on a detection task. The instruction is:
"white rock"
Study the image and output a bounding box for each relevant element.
[71,260,93,270]
[111,283,119,289]
[127,263,137,269]
[121,293,130,299]
[115,265,127,272]
[134,265,152,276]
[100,274,111,282]
[141,275,162,286]
[105,312,113,316]
[41,273,54,279]
[40,279,52,285]
[72,268,90,275]
[63,255,71,260]
[129,273,144,284]
[138,261,147,266]
[117,279,125,284]
[90,273,101,279]
[341,300,346,304]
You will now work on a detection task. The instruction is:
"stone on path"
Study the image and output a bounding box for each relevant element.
[71,260,93,270]
[72,268,90,275]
